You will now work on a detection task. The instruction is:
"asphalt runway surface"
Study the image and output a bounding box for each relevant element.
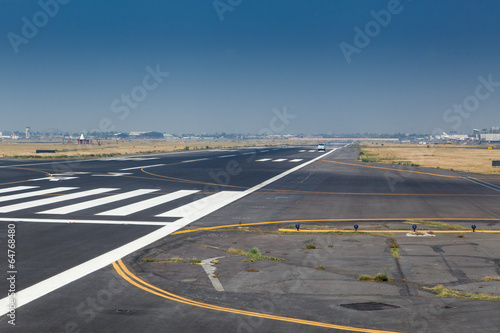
[0,143,499,332]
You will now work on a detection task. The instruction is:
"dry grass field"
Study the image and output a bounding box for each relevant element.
[0,139,292,159]
[360,142,500,175]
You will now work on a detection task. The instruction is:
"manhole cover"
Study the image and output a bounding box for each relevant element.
[340,302,400,311]
[115,310,133,315]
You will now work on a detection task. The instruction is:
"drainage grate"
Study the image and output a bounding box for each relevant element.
[340,302,400,311]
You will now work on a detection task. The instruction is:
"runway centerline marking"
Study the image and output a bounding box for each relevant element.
[181,158,210,163]
[465,177,500,192]
[120,164,166,171]
[0,147,338,315]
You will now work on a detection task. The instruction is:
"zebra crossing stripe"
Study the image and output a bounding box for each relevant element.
[37,189,159,215]
[0,186,38,194]
[0,187,76,204]
[156,191,238,217]
[97,190,200,216]
[0,188,118,213]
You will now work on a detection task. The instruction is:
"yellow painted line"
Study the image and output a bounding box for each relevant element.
[0,167,53,186]
[140,168,247,189]
[113,259,402,333]
[173,218,500,235]
[320,160,461,178]
[278,229,500,233]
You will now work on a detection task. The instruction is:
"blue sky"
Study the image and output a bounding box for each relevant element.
[1,0,499,134]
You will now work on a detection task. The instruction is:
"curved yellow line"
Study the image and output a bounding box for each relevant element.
[320,160,461,178]
[113,259,402,333]
[0,166,53,186]
[140,167,247,189]
[172,218,500,235]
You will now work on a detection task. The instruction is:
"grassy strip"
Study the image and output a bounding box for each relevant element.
[8,153,124,159]
[407,220,466,230]
[227,247,286,262]
[358,273,391,282]
[142,257,187,263]
[390,248,401,258]
[213,228,394,237]
[481,276,500,281]
[424,285,500,301]
[280,230,394,236]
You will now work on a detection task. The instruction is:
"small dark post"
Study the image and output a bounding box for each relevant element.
[295,224,300,231]
[471,225,476,232]
[354,224,358,231]
[412,225,417,232]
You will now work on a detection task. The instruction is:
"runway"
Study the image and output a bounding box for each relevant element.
[1,143,499,332]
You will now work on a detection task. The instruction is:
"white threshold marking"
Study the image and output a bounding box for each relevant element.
[256,158,271,162]
[0,147,338,315]
[0,188,118,213]
[119,164,166,171]
[272,159,287,162]
[38,189,159,215]
[97,190,199,216]
[0,217,169,226]
[0,186,38,194]
[0,187,76,204]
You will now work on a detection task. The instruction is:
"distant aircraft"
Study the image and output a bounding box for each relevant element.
[441,132,470,141]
